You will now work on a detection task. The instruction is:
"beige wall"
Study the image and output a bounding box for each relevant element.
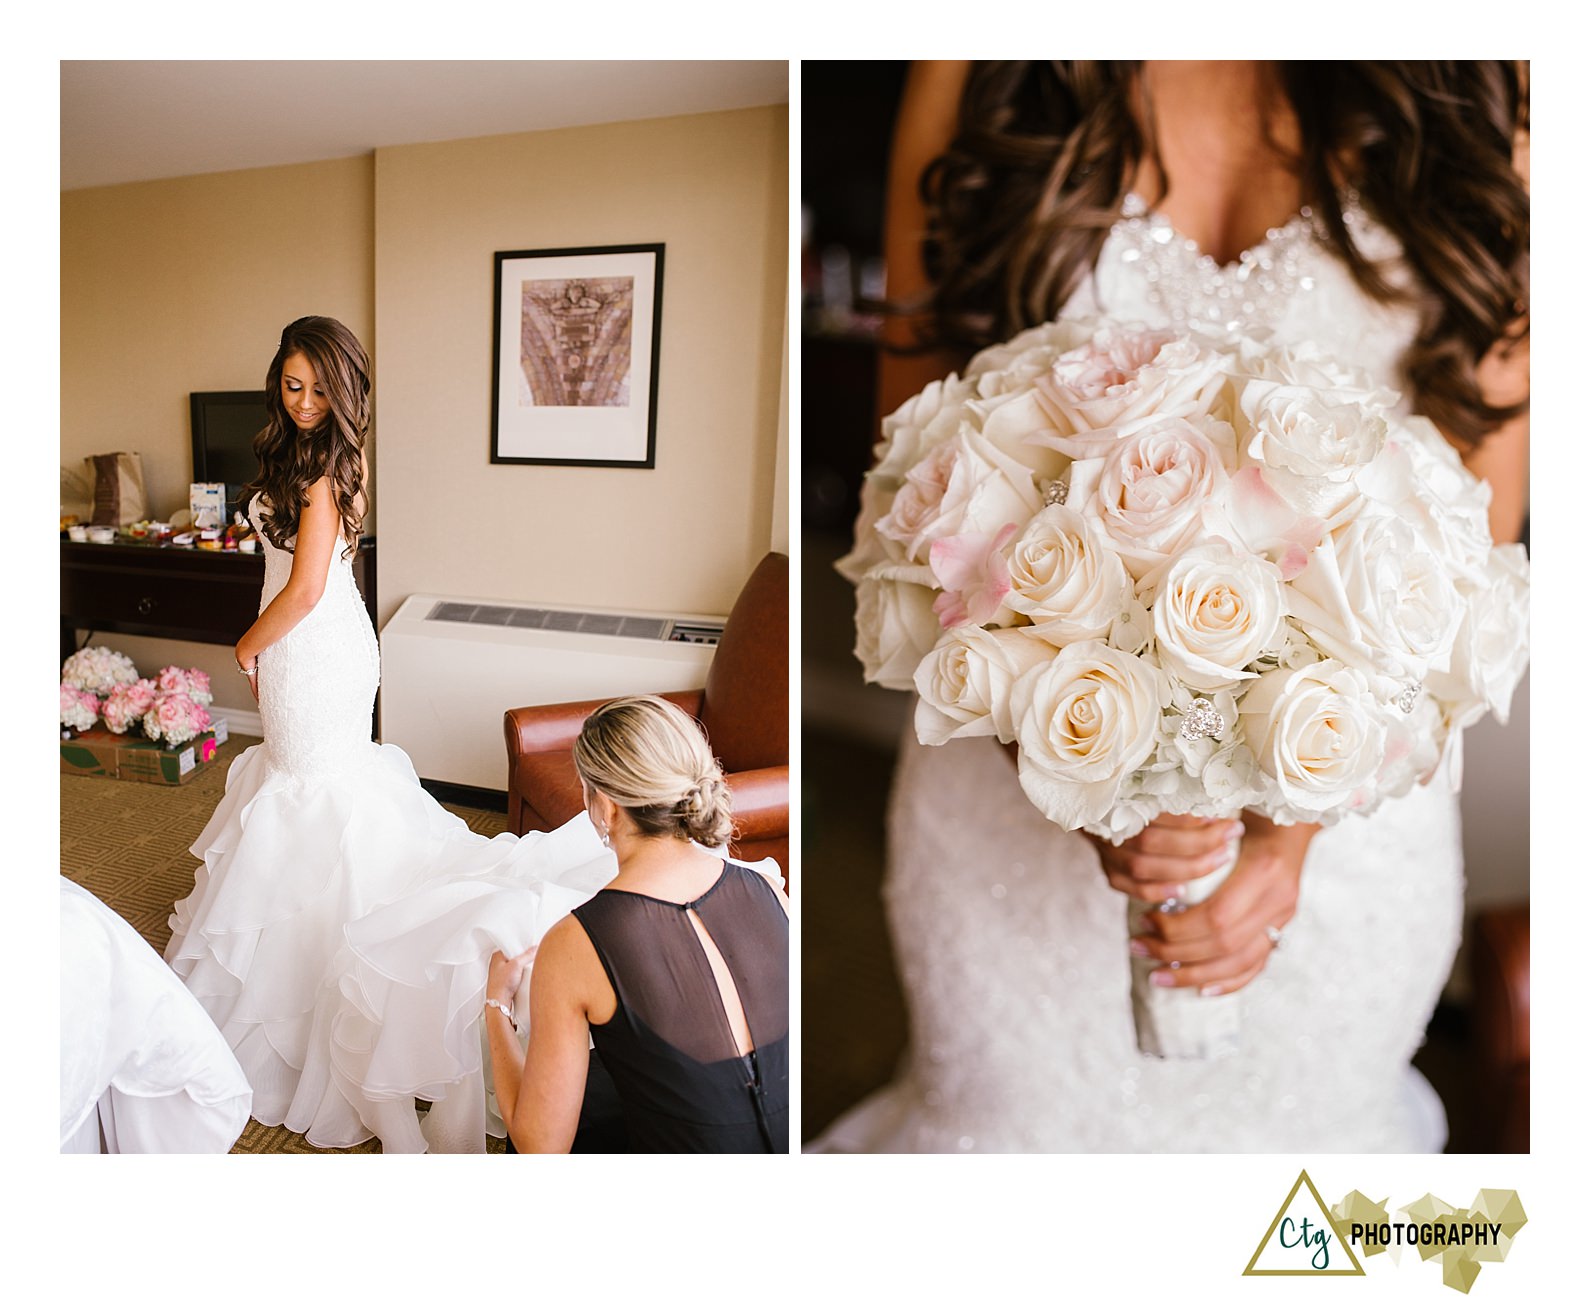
[372,104,787,625]
[61,156,375,522]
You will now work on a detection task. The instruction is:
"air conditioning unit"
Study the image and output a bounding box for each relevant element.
[379,594,724,791]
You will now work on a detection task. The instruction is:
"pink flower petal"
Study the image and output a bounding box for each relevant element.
[930,524,1018,629]
[1229,466,1325,567]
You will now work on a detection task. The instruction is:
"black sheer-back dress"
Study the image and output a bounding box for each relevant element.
[569,860,789,1152]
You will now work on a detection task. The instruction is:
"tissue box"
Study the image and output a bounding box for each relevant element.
[190,482,227,532]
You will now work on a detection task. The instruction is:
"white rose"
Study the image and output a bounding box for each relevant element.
[870,374,976,482]
[962,317,1096,391]
[913,627,1058,745]
[973,388,1072,480]
[1239,378,1388,479]
[1031,326,1231,458]
[1068,416,1234,585]
[835,476,899,584]
[1375,691,1446,800]
[1230,339,1400,409]
[1010,640,1165,830]
[1240,660,1388,818]
[1286,514,1463,692]
[1004,505,1132,645]
[853,567,942,692]
[1426,543,1530,724]
[1357,417,1494,583]
[1150,543,1286,691]
[875,427,1040,563]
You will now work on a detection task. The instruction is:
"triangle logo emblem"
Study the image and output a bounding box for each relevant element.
[1243,1169,1366,1276]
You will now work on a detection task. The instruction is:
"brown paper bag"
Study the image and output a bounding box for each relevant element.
[87,452,148,526]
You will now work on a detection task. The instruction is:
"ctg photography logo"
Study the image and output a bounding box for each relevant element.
[1243,1169,1528,1293]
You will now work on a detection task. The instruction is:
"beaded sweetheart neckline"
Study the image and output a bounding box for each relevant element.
[1120,192,1319,271]
[1107,191,1366,337]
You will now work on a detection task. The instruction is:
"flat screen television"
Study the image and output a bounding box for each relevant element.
[190,390,268,521]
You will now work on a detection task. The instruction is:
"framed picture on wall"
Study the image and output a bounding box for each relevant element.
[490,243,665,468]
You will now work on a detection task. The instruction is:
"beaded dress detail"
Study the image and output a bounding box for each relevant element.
[165,495,616,1151]
[810,196,1463,1153]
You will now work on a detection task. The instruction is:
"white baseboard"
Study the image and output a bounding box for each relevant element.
[211,704,263,739]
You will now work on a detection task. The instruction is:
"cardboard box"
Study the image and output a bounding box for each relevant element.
[60,724,224,785]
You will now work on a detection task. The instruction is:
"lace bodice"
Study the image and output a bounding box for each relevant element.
[246,494,379,780]
[1065,192,1422,391]
[248,494,359,613]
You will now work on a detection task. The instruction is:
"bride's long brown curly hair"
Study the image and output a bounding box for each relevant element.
[242,315,370,554]
[921,61,1528,448]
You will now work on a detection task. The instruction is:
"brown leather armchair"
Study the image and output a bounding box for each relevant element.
[504,552,789,885]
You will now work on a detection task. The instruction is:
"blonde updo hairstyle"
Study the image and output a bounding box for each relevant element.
[573,695,735,849]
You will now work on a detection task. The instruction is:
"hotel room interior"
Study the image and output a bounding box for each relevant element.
[59,59,789,1153]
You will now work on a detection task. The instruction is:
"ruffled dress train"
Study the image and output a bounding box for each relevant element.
[166,496,614,1150]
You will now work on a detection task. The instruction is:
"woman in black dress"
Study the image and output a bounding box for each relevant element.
[483,695,789,1152]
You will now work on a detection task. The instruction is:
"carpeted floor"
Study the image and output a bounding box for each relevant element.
[60,732,513,1154]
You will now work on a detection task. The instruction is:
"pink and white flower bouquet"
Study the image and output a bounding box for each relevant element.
[60,684,100,734]
[142,692,212,749]
[61,646,139,697]
[842,317,1529,1058]
[101,679,159,735]
[155,665,214,707]
[61,649,218,751]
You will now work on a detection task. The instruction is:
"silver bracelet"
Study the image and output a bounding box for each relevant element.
[484,996,516,1030]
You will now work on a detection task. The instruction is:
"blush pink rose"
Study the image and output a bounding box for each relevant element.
[1033,327,1228,459]
[930,524,1019,628]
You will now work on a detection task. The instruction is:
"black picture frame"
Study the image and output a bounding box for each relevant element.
[489,243,664,468]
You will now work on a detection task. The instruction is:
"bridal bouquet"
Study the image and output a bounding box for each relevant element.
[840,317,1529,1058]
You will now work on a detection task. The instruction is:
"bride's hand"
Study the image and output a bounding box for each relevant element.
[236,647,259,702]
[1128,814,1316,996]
[1083,813,1243,906]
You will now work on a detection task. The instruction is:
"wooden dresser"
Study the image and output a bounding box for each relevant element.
[60,537,377,660]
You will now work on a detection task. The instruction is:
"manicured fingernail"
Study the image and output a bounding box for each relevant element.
[1129,939,1150,957]
[1227,821,1245,839]
[1150,970,1174,987]
[1200,985,1223,997]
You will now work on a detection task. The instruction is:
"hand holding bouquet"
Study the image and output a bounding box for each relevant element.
[843,318,1529,1058]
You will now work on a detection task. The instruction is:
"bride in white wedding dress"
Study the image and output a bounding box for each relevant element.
[811,61,1529,1153]
[165,317,615,1149]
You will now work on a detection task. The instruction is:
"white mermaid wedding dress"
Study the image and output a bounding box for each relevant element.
[165,496,616,1151]
[811,194,1471,1153]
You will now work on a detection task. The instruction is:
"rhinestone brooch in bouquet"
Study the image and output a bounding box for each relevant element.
[839,317,1529,1060]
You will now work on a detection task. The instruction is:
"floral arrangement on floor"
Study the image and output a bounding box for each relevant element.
[61,645,139,696]
[62,651,215,749]
[841,316,1530,1058]
[60,685,100,734]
